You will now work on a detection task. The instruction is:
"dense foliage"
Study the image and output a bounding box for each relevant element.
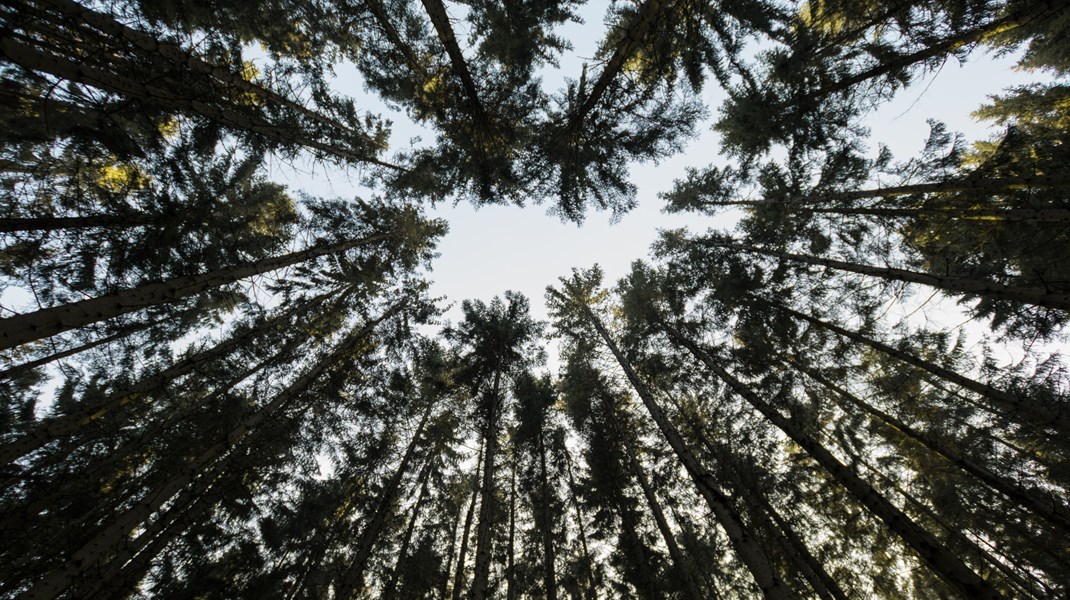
[2,0,1068,598]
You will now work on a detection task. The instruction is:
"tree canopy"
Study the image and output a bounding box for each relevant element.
[2,0,1069,598]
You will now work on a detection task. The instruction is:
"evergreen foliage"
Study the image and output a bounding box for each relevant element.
[2,0,1068,598]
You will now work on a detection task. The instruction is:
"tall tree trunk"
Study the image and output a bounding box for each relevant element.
[22,305,396,599]
[0,213,155,233]
[811,2,1059,99]
[452,486,480,600]
[506,454,517,600]
[657,319,1003,600]
[0,34,398,169]
[537,430,559,600]
[383,455,435,600]
[554,287,795,600]
[627,447,705,600]
[439,492,465,600]
[766,301,1070,432]
[335,399,436,599]
[0,290,337,466]
[564,449,597,600]
[419,0,488,123]
[470,367,503,600]
[24,0,371,141]
[703,238,1070,311]
[572,0,667,124]
[709,174,1070,208]
[0,234,386,352]
[789,358,1070,532]
[705,201,1070,222]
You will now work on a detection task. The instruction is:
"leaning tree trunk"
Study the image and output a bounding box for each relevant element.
[811,2,1060,99]
[628,447,705,600]
[709,201,1070,222]
[21,306,394,599]
[766,301,1070,433]
[789,358,1070,532]
[0,213,155,233]
[703,238,1070,311]
[564,449,597,600]
[0,289,337,466]
[452,437,486,600]
[658,319,1004,600]
[0,233,388,351]
[383,454,435,600]
[554,287,796,600]
[334,400,436,599]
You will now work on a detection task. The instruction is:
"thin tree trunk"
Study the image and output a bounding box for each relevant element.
[335,400,436,599]
[811,3,1058,99]
[383,456,435,600]
[439,492,465,600]
[553,287,796,600]
[563,449,597,600]
[0,290,336,466]
[22,306,396,599]
[704,238,1070,311]
[537,429,558,600]
[0,233,386,352]
[707,200,1070,222]
[419,0,488,122]
[0,213,155,232]
[789,358,1070,532]
[0,35,399,169]
[658,319,1003,600]
[470,367,503,600]
[451,470,481,594]
[767,301,1070,432]
[572,0,667,124]
[714,174,1070,206]
[507,454,517,600]
[628,448,705,600]
[0,316,161,381]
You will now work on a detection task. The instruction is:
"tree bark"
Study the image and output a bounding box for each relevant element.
[658,319,1004,600]
[0,234,386,351]
[22,305,397,598]
[703,238,1070,311]
[767,301,1070,432]
[335,399,436,599]
[790,358,1070,532]
[452,453,483,600]
[537,429,559,600]
[383,455,435,600]
[553,287,796,600]
[564,449,597,600]
[0,213,155,233]
[0,290,335,466]
[628,447,705,600]
[0,317,159,381]
[470,367,503,600]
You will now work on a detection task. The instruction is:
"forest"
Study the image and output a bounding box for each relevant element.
[1,0,1068,598]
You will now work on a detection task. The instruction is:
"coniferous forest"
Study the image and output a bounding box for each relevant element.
[2,0,1070,598]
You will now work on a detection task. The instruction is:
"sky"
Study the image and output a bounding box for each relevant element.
[262,3,1048,370]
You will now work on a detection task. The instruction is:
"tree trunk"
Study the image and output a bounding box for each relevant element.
[628,448,705,600]
[419,0,487,122]
[335,400,436,600]
[554,287,795,600]
[0,35,399,169]
[506,454,517,600]
[658,319,1003,600]
[790,358,1070,532]
[704,239,1070,311]
[709,201,1070,222]
[22,306,393,598]
[0,234,386,352]
[768,301,1070,432]
[383,456,434,600]
[538,430,559,600]
[572,0,667,124]
[470,367,503,600]
[564,449,597,600]
[0,213,155,233]
[452,472,482,600]
[0,316,161,381]
[0,290,336,466]
[811,3,1059,99]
